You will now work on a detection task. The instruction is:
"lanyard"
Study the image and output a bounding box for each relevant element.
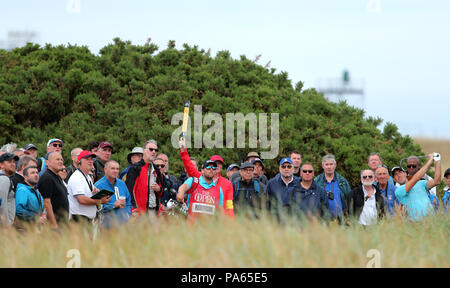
[77,168,93,192]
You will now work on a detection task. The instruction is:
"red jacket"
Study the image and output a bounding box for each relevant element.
[179,149,234,218]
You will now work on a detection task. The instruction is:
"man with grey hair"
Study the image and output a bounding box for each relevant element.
[347,169,385,226]
[11,155,38,190]
[65,147,83,183]
[125,139,168,216]
[314,154,351,222]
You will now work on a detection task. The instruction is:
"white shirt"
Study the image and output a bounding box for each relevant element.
[68,169,97,219]
[359,185,378,226]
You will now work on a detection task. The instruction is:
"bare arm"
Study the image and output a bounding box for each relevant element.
[176,183,190,203]
[426,156,441,190]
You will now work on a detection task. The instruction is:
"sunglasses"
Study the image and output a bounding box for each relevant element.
[362,175,374,179]
[205,166,217,170]
[155,164,165,168]
[147,148,159,152]
[243,168,254,172]
[302,170,313,174]
[281,165,293,169]
[52,143,63,148]
[407,165,417,168]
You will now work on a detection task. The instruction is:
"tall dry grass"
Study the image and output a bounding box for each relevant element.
[1,212,449,268]
[414,138,450,172]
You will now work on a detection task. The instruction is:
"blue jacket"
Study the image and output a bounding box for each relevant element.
[266,174,329,221]
[428,193,440,211]
[15,183,44,221]
[376,182,399,217]
[94,176,132,228]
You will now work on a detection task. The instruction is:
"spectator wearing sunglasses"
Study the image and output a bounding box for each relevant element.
[177,160,231,222]
[154,157,179,211]
[38,138,63,177]
[346,170,385,226]
[232,162,266,217]
[395,153,441,221]
[178,137,234,219]
[266,158,300,222]
[157,153,179,191]
[314,154,351,223]
[125,139,168,216]
[406,155,437,198]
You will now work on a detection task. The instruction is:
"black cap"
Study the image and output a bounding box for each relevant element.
[202,160,217,169]
[251,158,264,167]
[240,162,254,169]
[391,166,405,175]
[444,168,450,178]
[24,143,38,151]
[0,153,19,163]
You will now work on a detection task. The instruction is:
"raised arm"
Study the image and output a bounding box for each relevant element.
[179,137,201,178]
[426,153,441,190]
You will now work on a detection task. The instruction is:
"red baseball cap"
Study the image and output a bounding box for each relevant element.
[210,155,224,164]
[77,150,96,162]
[98,141,113,150]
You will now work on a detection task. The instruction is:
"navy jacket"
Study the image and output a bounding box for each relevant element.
[266,174,329,221]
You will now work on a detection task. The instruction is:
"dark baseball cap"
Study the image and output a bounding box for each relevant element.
[227,164,240,172]
[0,153,19,163]
[391,166,405,175]
[251,158,264,167]
[202,160,217,169]
[240,162,254,169]
[444,168,450,178]
[23,144,38,151]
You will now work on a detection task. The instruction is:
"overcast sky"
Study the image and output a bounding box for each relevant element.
[1,0,449,139]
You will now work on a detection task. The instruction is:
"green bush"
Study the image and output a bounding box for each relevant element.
[0,38,422,186]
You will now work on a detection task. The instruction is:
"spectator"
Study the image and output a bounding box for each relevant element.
[93,141,113,182]
[375,165,399,217]
[246,151,260,163]
[65,147,83,183]
[39,138,63,177]
[314,154,351,222]
[0,153,19,227]
[157,153,180,191]
[15,166,44,223]
[443,168,450,213]
[226,164,240,180]
[125,140,167,216]
[395,153,441,221]
[296,163,329,220]
[347,170,385,226]
[38,151,69,229]
[0,143,17,154]
[95,160,132,229]
[266,158,300,222]
[232,162,266,217]
[176,160,228,223]
[88,141,100,154]
[290,150,302,177]
[367,152,395,187]
[178,137,234,218]
[154,157,179,211]
[11,155,37,190]
[392,166,407,187]
[68,151,111,224]
[251,158,268,185]
[119,147,143,180]
[406,155,437,197]
[23,144,38,159]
